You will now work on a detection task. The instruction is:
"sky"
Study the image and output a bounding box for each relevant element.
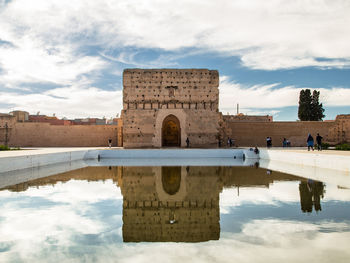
[0,0,349,120]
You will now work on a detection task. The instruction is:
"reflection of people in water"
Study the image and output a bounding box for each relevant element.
[299,179,325,213]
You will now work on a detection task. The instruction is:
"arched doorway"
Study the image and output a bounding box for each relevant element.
[162,115,181,147]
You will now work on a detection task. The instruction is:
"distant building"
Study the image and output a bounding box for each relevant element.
[107,118,120,125]
[29,115,72,125]
[223,113,273,122]
[10,111,29,122]
[72,118,107,125]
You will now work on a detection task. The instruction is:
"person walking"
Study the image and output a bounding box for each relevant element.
[316,133,323,151]
[307,134,314,151]
[266,137,272,148]
[266,137,270,148]
[108,138,112,148]
[186,137,190,148]
[282,138,287,147]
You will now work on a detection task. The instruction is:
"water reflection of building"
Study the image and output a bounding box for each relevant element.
[118,166,299,242]
[299,180,325,213]
[1,166,307,242]
[120,166,221,242]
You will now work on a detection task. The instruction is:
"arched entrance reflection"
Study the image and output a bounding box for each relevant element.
[162,115,181,147]
[161,166,181,195]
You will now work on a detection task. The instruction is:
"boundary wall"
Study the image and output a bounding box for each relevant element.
[223,115,350,147]
[223,120,334,147]
[5,123,120,147]
[2,114,349,148]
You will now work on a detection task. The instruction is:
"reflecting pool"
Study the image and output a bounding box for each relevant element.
[1,166,350,262]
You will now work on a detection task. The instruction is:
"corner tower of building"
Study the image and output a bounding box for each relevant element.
[121,69,221,148]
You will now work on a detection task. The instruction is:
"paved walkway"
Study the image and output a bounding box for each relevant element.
[0,147,120,158]
[264,147,350,156]
[1,147,350,158]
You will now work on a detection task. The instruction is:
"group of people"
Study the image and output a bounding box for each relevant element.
[108,134,323,150]
[282,138,291,147]
[265,133,323,150]
[307,133,323,151]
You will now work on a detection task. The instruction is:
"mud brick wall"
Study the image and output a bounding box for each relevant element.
[122,69,221,148]
[8,123,120,147]
[223,120,336,147]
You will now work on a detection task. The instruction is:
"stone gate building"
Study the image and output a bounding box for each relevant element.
[121,69,221,148]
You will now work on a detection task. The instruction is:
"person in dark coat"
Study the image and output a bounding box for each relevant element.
[266,137,272,148]
[186,137,190,148]
[282,138,287,147]
[307,134,314,151]
[316,133,323,151]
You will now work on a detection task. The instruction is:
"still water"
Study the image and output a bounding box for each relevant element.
[1,166,350,262]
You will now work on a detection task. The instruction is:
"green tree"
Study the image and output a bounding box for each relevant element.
[298,89,325,121]
[298,89,312,121]
[310,90,325,121]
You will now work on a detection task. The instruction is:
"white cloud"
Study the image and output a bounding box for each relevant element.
[220,181,350,213]
[0,42,106,86]
[1,178,350,262]
[0,85,122,119]
[1,0,350,118]
[0,179,123,262]
[0,0,349,84]
[220,181,300,212]
[219,76,350,115]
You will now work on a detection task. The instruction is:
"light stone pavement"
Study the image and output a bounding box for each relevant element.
[0,147,121,158]
[265,147,350,156]
[1,147,350,158]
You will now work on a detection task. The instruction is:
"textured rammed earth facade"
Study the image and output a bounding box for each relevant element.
[121,69,221,148]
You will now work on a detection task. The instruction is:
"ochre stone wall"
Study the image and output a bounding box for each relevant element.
[222,114,350,147]
[223,120,336,147]
[0,115,16,145]
[328,115,350,144]
[122,69,221,148]
[8,123,120,147]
